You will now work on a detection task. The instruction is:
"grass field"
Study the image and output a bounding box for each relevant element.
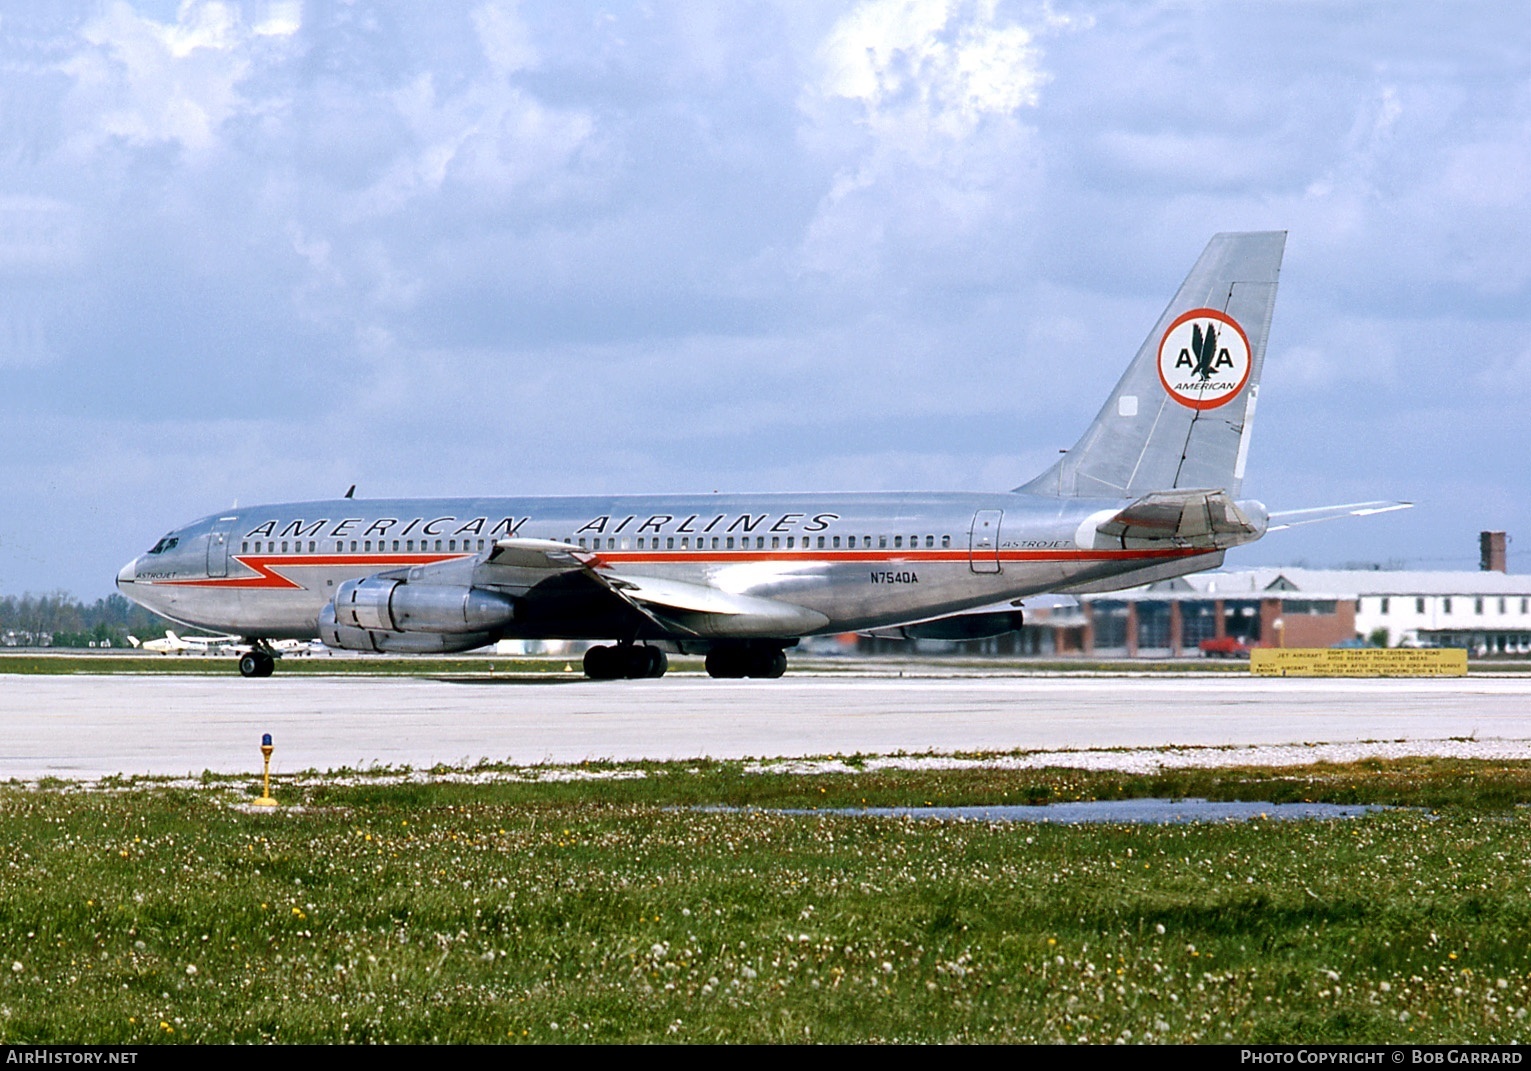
[5,757,1531,1043]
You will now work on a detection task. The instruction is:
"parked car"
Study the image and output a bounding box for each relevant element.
[1198,636,1253,659]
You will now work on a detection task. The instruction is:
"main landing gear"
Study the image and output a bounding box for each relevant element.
[238,644,277,678]
[704,646,787,679]
[583,644,669,680]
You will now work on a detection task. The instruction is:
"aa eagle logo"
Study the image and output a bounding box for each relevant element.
[1156,308,1252,411]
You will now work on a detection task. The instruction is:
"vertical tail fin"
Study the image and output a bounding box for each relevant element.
[1018,231,1286,499]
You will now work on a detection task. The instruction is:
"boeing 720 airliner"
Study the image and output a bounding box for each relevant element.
[118,232,1304,679]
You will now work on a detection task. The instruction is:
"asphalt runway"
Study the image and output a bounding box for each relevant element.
[4,672,1531,781]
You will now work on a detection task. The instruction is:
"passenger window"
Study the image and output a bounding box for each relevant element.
[726,537,735,549]
[833,536,841,549]
[667,537,675,549]
[1416,597,1425,613]
[880,536,887,549]
[771,537,780,549]
[407,540,414,551]
[281,541,288,553]
[578,538,586,548]
[241,542,248,553]
[818,536,825,549]
[894,536,903,548]
[787,536,794,548]
[680,537,689,549]
[756,537,765,549]
[364,540,372,552]
[351,541,358,553]
[942,535,950,548]
[926,535,934,548]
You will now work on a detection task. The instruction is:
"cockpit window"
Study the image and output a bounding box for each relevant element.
[147,536,179,555]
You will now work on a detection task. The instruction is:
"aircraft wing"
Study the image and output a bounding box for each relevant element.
[468,538,593,594]
[1266,501,1413,531]
[599,572,829,636]
[477,538,828,637]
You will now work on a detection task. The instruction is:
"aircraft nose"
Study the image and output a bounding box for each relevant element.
[117,558,138,587]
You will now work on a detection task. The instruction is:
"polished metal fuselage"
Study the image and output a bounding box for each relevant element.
[116,491,1221,641]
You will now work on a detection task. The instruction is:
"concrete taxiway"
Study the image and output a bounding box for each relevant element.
[4,671,1531,781]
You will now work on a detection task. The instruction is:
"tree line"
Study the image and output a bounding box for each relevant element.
[0,593,173,648]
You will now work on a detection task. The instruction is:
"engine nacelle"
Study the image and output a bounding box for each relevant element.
[318,602,500,654]
[329,576,516,634]
[318,576,516,653]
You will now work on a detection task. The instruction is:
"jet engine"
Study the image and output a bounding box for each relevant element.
[318,575,516,654]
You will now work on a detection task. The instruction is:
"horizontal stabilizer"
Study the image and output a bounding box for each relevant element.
[1093,489,1265,549]
[1266,501,1413,531]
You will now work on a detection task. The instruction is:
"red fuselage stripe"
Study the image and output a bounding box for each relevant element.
[156,554,470,589]
[143,546,1212,588]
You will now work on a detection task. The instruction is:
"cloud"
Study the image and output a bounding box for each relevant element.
[799,0,1062,277]
[59,0,298,157]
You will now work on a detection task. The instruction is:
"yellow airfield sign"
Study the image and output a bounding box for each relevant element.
[1250,648,1468,677]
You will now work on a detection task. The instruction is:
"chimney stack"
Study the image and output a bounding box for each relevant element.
[1481,531,1507,573]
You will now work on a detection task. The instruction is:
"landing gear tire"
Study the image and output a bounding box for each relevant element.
[638,646,668,679]
[583,645,619,680]
[583,645,667,680]
[705,647,787,679]
[758,649,787,679]
[705,650,744,678]
[239,651,275,678]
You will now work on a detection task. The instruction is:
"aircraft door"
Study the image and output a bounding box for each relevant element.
[969,510,1002,574]
[207,527,230,578]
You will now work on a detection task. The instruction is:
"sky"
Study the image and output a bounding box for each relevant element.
[1,1,1528,598]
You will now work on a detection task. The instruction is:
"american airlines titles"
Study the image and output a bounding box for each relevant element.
[244,517,530,539]
[573,512,840,536]
[241,512,843,541]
